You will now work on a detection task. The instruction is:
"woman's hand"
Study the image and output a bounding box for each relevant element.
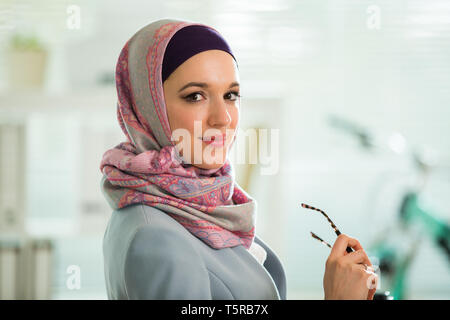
[323,234,378,300]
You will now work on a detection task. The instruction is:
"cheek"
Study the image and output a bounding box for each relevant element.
[230,106,239,128]
[168,105,202,132]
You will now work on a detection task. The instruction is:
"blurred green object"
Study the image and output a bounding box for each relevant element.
[400,192,450,257]
[369,192,449,300]
[9,33,45,51]
[7,33,47,90]
[328,114,450,300]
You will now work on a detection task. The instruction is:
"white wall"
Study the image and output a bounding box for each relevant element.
[1,0,449,299]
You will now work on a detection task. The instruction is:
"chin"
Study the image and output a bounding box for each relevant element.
[189,145,229,169]
[193,160,225,170]
[193,153,228,169]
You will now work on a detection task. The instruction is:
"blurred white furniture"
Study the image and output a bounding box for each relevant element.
[0,88,119,299]
[0,119,54,299]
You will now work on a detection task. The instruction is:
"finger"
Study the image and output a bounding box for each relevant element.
[367,288,376,300]
[365,273,378,300]
[330,234,364,258]
[344,249,372,266]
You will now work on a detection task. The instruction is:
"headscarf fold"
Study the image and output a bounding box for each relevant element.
[99,18,256,249]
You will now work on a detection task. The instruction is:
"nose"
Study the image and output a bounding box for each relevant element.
[207,97,232,128]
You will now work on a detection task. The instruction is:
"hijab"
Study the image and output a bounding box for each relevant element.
[99,18,257,250]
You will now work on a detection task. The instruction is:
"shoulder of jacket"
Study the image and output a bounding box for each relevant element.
[122,204,204,263]
[112,204,186,235]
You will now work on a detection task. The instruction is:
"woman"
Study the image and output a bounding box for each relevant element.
[100,18,376,300]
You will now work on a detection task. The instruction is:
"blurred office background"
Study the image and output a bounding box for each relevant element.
[0,0,449,299]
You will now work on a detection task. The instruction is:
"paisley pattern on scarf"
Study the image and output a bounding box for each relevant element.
[100,19,256,249]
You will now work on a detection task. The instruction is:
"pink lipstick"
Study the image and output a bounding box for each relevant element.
[200,133,226,147]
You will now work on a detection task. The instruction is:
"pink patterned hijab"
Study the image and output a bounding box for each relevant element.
[99,18,256,249]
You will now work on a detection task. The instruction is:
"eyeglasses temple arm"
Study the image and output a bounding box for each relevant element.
[302,203,354,253]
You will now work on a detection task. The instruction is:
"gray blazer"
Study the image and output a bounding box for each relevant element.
[103,203,287,299]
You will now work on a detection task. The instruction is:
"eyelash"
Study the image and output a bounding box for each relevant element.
[183,91,241,103]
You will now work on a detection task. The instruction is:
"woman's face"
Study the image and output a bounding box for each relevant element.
[163,49,240,170]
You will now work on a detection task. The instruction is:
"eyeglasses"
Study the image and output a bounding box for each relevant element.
[301,203,353,253]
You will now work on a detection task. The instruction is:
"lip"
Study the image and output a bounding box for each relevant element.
[199,133,227,147]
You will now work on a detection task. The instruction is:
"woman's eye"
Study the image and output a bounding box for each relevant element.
[185,92,203,102]
[184,91,241,103]
[226,91,241,101]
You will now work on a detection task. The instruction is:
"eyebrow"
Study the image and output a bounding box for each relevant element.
[177,81,240,93]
